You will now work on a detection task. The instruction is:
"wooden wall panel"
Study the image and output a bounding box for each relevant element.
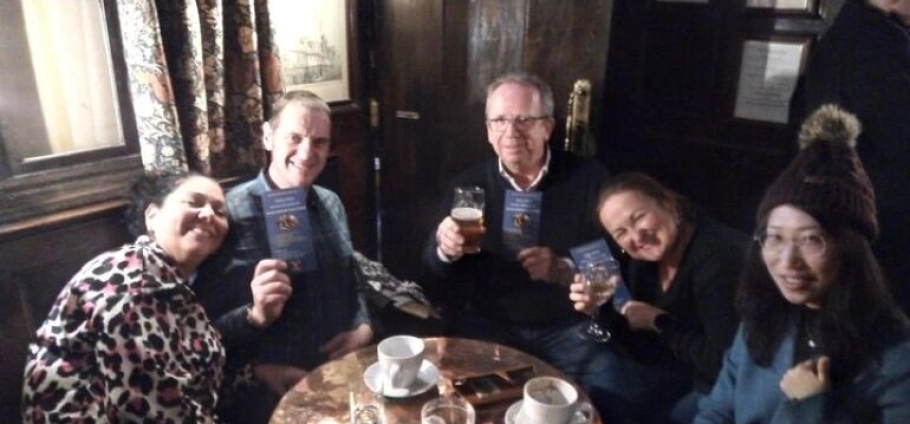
[600,0,843,233]
[525,1,614,146]
[329,105,372,254]
[374,0,445,278]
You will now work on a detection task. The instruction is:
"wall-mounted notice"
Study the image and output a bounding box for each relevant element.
[733,40,806,124]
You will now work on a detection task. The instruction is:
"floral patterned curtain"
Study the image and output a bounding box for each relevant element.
[116,0,284,177]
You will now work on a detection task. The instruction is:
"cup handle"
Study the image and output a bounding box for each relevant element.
[386,363,402,389]
[574,401,595,424]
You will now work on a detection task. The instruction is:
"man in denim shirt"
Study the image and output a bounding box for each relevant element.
[195,91,373,422]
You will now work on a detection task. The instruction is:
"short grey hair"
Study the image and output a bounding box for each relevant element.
[485,72,554,118]
[268,90,331,128]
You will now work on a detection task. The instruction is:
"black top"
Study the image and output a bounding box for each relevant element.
[602,214,749,392]
[789,0,910,312]
[421,149,608,325]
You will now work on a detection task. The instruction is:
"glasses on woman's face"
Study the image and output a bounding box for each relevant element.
[486,115,549,132]
[754,232,828,258]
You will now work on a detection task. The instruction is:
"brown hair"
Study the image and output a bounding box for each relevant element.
[267,90,331,129]
[596,172,694,225]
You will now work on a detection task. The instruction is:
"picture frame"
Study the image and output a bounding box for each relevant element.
[745,0,815,12]
[733,37,810,124]
[270,0,351,103]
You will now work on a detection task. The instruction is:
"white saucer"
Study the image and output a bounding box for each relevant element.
[504,400,588,424]
[363,360,439,398]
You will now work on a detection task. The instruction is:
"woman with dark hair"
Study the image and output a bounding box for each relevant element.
[570,172,748,423]
[22,172,230,423]
[695,105,910,423]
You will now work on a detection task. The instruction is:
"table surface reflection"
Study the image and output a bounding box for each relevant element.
[269,337,602,424]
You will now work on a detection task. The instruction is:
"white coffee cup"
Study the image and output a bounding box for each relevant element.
[518,377,594,424]
[377,335,425,390]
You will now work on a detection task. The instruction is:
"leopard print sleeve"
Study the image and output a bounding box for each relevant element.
[94,287,224,422]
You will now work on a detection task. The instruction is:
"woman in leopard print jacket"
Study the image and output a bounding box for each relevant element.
[22,172,230,423]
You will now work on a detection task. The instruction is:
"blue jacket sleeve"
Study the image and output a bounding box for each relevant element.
[694,327,745,424]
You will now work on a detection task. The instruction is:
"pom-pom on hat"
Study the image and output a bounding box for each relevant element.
[757,104,878,240]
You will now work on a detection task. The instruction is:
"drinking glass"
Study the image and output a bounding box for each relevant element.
[351,379,385,424]
[421,396,475,424]
[577,260,619,342]
[451,186,485,254]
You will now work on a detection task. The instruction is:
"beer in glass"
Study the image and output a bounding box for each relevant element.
[451,186,485,254]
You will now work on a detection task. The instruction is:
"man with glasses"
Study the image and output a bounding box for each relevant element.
[421,72,611,389]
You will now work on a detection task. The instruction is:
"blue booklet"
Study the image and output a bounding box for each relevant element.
[569,238,632,311]
[502,190,543,256]
[261,188,318,273]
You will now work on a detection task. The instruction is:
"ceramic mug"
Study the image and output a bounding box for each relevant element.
[377,335,425,390]
[518,376,594,424]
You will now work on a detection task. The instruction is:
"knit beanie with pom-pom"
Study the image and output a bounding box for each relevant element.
[757,104,878,241]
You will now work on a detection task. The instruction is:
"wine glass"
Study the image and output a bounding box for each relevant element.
[577,260,619,342]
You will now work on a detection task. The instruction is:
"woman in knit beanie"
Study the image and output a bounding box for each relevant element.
[694,105,910,423]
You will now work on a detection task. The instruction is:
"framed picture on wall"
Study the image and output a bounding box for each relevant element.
[733,38,810,124]
[270,0,350,103]
[746,0,815,12]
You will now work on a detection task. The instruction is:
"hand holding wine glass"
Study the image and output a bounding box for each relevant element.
[575,260,619,342]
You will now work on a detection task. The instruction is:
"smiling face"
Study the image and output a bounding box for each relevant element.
[145,176,229,276]
[762,205,840,310]
[598,190,680,263]
[264,103,331,189]
[485,82,554,176]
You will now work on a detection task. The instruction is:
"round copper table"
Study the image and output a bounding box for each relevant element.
[269,337,602,424]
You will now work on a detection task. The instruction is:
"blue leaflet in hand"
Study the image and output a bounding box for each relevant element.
[261,188,318,273]
[502,190,543,257]
[569,238,632,311]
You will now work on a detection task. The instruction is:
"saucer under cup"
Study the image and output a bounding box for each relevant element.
[364,360,439,398]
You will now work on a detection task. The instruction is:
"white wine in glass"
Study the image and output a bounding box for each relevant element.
[578,260,619,342]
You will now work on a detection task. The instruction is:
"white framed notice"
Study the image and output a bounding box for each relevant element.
[746,0,813,11]
[733,39,808,124]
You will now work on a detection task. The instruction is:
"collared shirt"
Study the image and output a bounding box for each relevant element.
[219,171,371,369]
[497,148,552,192]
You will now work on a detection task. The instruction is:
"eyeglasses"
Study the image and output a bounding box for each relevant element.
[754,232,828,258]
[486,116,549,132]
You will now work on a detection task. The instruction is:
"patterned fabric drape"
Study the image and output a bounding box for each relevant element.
[117,0,284,177]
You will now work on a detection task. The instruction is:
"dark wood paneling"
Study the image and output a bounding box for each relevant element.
[599,0,841,233]
[375,0,445,278]
[329,105,372,254]
[525,1,614,146]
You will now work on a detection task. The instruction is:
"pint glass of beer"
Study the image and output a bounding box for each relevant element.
[451,186,485,254]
